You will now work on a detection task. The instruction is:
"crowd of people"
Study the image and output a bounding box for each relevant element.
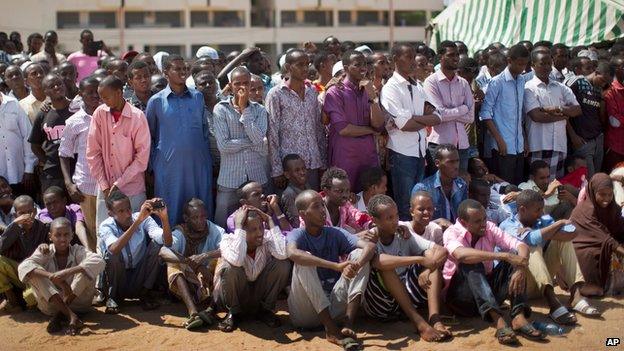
[1,28,624,349]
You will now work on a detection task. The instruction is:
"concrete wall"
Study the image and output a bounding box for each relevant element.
[0,0,443,56]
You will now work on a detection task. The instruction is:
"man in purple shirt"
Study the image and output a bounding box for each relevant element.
[424,41,475,172]
[323,51,385,192]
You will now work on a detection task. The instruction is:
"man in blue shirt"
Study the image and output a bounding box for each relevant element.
[98,191,172,314]
[287,190,375,351]
[412,144,467,229]
[479,44,529,185]
[146,54,213,226]
[499,190,600,325]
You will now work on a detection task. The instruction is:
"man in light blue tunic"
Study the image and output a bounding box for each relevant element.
[146,54,213,226]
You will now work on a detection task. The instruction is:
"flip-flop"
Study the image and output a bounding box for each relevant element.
[218,312,236,333]
[572,299,601,317]
[67,320,84,336]
[339,337,361,351]
[104,298,119,314]
[197,308,216,326]
[495,327,519,346]
[184,313,204,331]
[549,305,577,325]
[46,314,65,333]
[513,323,547,341]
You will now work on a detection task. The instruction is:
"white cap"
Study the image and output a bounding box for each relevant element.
[195,46,219,60]
[355,45,373,54]
[332,61,344,77]
[578,49,598,61]
[278,54,286,69]
[20,61,33,72]
[153,51,169,72]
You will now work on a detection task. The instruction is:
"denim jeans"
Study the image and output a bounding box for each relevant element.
[445,261,531,322]
[389,150,425,220]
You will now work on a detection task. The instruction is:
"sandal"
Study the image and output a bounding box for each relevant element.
[338,337,360,351]
[67,319,84,336]
[495,326,519,345]
[104,298,119,314]
[46,313,65,334]
[218,312,237,333]
[184,313,204,331]
[197,307,216,326]
[549,305,577,325]
[572,299,601,317]
[513,323,547,341]
[429,315,452,341]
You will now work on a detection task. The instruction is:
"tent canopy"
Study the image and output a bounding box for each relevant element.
[429,0,624,53]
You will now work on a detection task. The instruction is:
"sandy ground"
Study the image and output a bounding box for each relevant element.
[1,291,623,351]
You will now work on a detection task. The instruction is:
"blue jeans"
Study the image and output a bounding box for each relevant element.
[389,150,425,220]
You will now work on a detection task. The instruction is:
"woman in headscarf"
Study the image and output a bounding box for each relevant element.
[571,173,624,296]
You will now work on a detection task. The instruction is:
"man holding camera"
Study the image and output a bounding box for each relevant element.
[98,192,171,314]
[67,29,112,83]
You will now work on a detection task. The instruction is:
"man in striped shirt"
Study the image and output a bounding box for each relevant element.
[59,76,101,248]
[361,195,451,343]
[213,66,269,228]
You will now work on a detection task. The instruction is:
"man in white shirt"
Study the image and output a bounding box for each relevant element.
[381,43,440,220]
[215,205,290,332]
[524,50,581,179]
[0,93,37,195]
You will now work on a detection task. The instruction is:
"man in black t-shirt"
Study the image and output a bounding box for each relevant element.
[564,61,614,177]
[28,74,72,193]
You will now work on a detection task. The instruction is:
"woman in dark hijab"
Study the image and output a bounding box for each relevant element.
[571,173,624,296]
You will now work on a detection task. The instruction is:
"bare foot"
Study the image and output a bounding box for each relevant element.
[433,321,452,338]
[418,324,445,342]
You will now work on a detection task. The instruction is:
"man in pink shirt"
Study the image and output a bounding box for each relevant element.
[442,199,545,345]
[86,75,150,230]
[67,30,112,84]
[424,41,475,172]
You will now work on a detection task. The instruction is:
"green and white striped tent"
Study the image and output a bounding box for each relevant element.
[429,0,624,53]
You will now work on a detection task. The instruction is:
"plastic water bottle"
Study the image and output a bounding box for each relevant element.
[532,321,565,336]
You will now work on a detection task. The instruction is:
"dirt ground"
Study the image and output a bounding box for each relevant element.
[1,291,623,351]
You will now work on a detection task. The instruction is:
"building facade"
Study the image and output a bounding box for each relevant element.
[1,0,444,57]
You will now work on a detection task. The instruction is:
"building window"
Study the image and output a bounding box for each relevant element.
[155,11,182,27]
[252,8,274,27]
[191,11,210,27]
[357,11,387,26]
[281,11,296,26]
[57,11,80,29]
[218,44,243,54]
[395,11,427,27]
[338,11,351,26]
[126,11,183,28]
[304,10,332,26]
[89,12,116,29]
[214,11,244,27]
